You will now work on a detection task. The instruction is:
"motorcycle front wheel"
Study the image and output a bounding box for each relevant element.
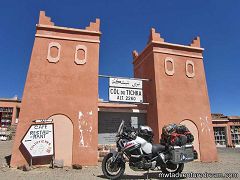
[102,153,125,179]
[161,162,184,174]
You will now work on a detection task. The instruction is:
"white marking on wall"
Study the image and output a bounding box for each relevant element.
[200,116,211,134]
[132,109,140,113]
[79,111,83,119]
[88,111,93,116]
[78,111,85,147]
[78,111,93,148]
[79,125,85,147]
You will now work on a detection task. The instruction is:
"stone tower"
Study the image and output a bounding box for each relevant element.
[133,28,217,162]
[11,11,101,167]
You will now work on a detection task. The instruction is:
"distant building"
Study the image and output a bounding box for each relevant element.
[0,96,21,127]
[0,96,21,141]
[212,113,240,148]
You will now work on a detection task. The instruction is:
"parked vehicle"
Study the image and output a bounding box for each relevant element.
[102,121,197,179]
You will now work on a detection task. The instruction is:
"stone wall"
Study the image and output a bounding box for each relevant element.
[98,144,116,162]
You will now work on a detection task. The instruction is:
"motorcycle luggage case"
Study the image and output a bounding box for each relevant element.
[170,144,195,164]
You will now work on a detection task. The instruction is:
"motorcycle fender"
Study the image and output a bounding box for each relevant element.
[109,149,126,163]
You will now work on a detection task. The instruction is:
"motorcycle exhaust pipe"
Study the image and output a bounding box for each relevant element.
[156,153,167,165]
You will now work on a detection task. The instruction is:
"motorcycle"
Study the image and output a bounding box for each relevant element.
[102,121,198,179]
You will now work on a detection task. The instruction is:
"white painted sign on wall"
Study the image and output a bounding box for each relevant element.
[109,78,142,89]
[109,87,143,103]
[22,124,54,157]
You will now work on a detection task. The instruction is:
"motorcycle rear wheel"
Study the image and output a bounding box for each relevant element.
[161,162,184,174]
[102,153,125,179]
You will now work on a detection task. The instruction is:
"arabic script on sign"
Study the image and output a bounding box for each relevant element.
[109,78,142,89]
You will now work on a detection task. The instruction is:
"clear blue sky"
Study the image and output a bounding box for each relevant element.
[0,1,239,115]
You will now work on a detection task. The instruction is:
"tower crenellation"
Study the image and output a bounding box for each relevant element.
[39,11,54,26]
[190,36,201,48]
[148,28,164,43]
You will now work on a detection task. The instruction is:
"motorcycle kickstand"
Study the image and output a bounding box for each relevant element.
[146,169,150,180]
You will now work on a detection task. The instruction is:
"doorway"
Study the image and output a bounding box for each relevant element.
[180,120,200,160]
[48,114,73,166]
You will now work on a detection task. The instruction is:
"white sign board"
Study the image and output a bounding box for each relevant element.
[131,117,139,129]
[22,124,54,157]
[109,78,142,89]
[98,133,117,144]
[109,87,143,103]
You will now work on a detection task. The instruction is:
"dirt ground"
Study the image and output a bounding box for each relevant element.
[0,140,240,179]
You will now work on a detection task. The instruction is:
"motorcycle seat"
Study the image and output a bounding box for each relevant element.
[152,144,165,154]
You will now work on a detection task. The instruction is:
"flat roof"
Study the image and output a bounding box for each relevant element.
[0,97,21,103]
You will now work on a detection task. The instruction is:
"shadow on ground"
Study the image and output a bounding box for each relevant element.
[4,155,11,166]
